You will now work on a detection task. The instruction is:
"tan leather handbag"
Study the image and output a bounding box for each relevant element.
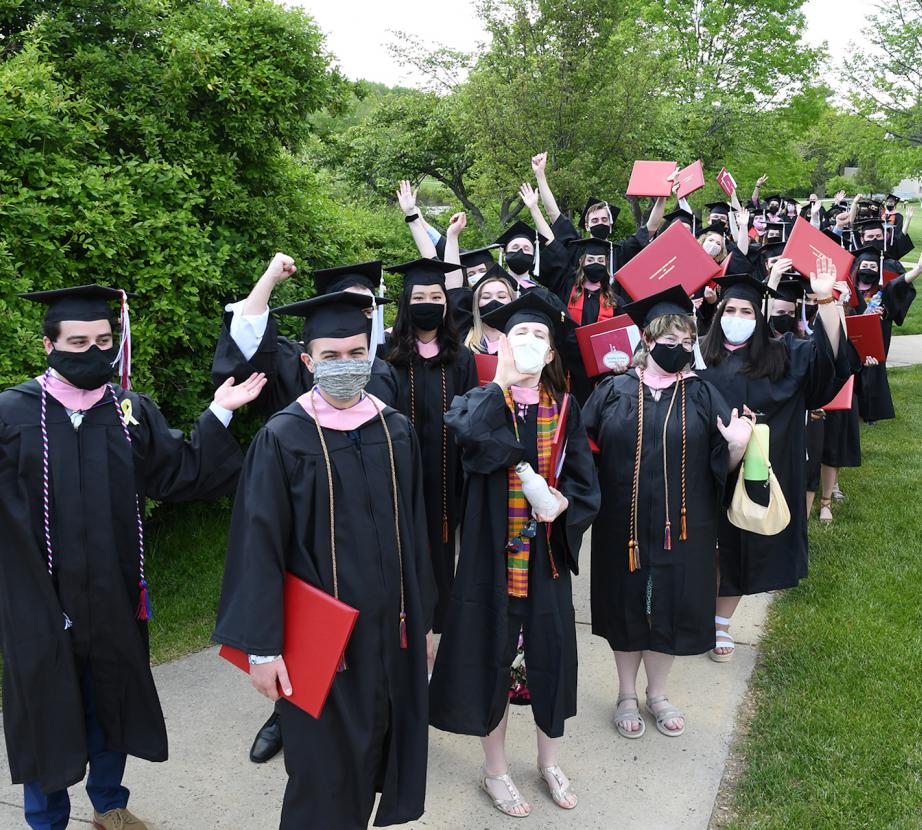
[727,429,790,535]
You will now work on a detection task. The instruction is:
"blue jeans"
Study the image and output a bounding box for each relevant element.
[23,667,129,830]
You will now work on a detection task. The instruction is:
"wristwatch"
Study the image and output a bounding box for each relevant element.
[248,654,282,665]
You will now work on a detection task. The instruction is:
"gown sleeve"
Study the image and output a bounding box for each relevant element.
[212,426,292,655]
[552,396,601,574]
[580,375,618,447]
[407,424,438,630]
[882,275,917,327]
[701,380,732,487]
[551,214,580,245]
[534,239,573,298]
[444,383,524,475]
[787,315,852,411]
[619,227,651,265]
[132,393,243,502]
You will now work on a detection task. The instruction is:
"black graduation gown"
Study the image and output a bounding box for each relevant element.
[582,373,730,655]
[211,310,399,413]
[388,349,477,633]
[821,337,863,468]
[212,402,435,829]
[699,318,850,595]
[855,276,917,423]
[447,286,474,341]
[0,381,242,793]
[429,384,600,739]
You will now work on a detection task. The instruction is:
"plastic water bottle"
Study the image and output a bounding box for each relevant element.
[865,292,883,315]
[515,462,559,515]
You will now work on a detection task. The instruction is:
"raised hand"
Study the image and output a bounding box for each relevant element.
[213,372,268,411]
[757,174,769,187]
[446,211,467,238]
[704,285,718,304]
[519,182,539,210]
[835,211,850,229]
[769,257,793,285]
[736,207,750,227]
[906,205,914,224]
[531,151,548,178]
[810,254,837,299]
[716,407,755,449]
[811,200,821,216]
[834,190,846,204]
[833,280,851,305]
[397,180,418,216]
[263,252,296,285]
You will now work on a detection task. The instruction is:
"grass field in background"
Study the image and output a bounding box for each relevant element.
[728,364,922,830]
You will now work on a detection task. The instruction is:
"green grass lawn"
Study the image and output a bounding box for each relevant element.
[728,364,922,830]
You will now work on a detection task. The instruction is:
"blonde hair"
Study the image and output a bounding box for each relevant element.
[632,314,697,368]
[697,230,728,263]
[464,277,516,353]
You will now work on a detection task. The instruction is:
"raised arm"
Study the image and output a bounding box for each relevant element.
[519,182,555,243]
[812,254,843,357]
[751,173,768,208]
[243,253,297,316]
[397,180,438,258]
[532,151,562,223]
[443,211,466,290]
[734,207,750,256]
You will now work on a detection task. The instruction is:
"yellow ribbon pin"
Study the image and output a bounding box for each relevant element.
[120,398,140,426]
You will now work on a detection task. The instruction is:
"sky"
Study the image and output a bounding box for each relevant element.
[288,0,873,88]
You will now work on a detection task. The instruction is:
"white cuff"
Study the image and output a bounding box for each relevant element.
[208,401,233,427]
[225,300,270,361]
[248,654,282,665]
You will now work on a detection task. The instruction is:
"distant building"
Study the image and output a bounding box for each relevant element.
[893,178,921,200]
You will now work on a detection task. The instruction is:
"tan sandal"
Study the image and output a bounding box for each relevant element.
[537,763,578,809]
[645,694,686,737]
[479,765,531,817]
[819,497,833,524]
[614,693,646,739]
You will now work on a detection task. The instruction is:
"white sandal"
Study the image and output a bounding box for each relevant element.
[709,615,735,663]
[537,763,578,809]
[614,693,646,739]
[479,766,531,817]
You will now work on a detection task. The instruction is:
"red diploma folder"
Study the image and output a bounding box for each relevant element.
[625,160,678,197]
[883,268,901,285]
[676,160,705,199]
[474,353,498,386]
[716,167,737,198]
[615,221,721,301]
[574,313,640,377]
[782,217,857,306]
[845,314,885,363]
[219,572,359,719]
[822,375,855,411]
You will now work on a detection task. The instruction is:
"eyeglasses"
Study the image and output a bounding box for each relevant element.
[507,519,538,552]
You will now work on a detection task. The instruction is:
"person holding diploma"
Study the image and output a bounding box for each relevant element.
[430,292,600,818]
[213,291,435,830]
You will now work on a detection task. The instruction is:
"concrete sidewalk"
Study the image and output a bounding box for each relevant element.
[0,539,770,830]
[886,333,922,367]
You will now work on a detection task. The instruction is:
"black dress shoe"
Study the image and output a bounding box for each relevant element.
[249,710,283,763]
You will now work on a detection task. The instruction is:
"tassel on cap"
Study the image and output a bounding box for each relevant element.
[116,290,132,389]
[136,579,152,621]
[399,611,408,649]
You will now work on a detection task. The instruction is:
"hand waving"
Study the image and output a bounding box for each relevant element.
[519,182,539,210]
[397,180,418,216]
[213,373,268,412]
[810,254,837,299]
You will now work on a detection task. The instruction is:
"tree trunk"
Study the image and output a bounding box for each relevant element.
[626,195,644,231]
[499,194,526,225]
[432,174,487,227]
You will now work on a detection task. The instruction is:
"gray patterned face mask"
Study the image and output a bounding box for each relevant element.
[313,358,372,401]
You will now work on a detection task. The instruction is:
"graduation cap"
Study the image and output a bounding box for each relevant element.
[782,196,800,207]
[21,284,135,388]
[762,194,784,208]
[494,220,549,249]
[858,198,883,212]
[884,194,901,205]
[662,208,698,235]
[774,279,807,303]
[384,258,459,290]
[459,245,499,270]
[579,197,621,230]
[697,221,728,239]
[567,237,612,258]
[622,285,694,330]
[821,228,849,248]
[480,289,576,344]
[715,274,780,305]
[476,262,518,288]
[273,290,374,345]
[758,241,787,260]
[763,221,789,242]
[312,260,382,296]
[851,245,885,283]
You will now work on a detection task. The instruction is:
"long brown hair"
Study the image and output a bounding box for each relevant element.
[570,256,618,309]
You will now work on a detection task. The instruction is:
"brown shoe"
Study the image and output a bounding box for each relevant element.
[92,808,149,829]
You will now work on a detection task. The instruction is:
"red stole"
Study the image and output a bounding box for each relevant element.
[568,284,615,326]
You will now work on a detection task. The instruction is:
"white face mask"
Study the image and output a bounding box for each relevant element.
[703,240,722,257]
[720,316,757,345]
[509,332,549,374]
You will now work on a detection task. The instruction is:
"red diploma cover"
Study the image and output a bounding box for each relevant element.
[219,572,359,719]
[883,268,901,285]
[716,166,737,197]
[474,353,498,386]
[782,217,857,306]
[845,314,886,363]
[822,375,855,411]
[615,221,721,301]
[625,160,678,197]
[675,160,705,199]
[575,313,640,377]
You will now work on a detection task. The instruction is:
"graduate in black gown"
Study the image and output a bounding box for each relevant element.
[460,267,516,355]
[430,292,599,818]
[210,253,397,764]
[1,286,263,830]
[583,286,750,740]
[211,254,398,416]
[213,292,435,830]
[383,258,478,633]
[698,269,850,662]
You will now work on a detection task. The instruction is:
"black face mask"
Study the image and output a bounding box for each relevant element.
[886,203,896,211]
[770,314,797,335]
[504,250,533,275]
[857,268,879,287]
[588,223,611,240]
[805,304,819,321]
[864,239,884,252]
[650,342,691,374]
[768,202,780,213]
[478,299,505,319]
[409,302,444,331]
[47,344,118,391]
[582,263,609,284]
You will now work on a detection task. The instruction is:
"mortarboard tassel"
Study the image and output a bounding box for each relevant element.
[136,578,152,621]
[399,611,408,649]
[442,517,449,544]
[116,290,132,390]
[680,507,688,542]
[664,521,672,551]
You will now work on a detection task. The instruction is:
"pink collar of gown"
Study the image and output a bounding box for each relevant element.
[509,384,540,405]
[641,368,696,390]
[37,372,108,411]
[297,388,385,431]
[415,338,440,359]
[723,340,747,351]
[484,336,499,355]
